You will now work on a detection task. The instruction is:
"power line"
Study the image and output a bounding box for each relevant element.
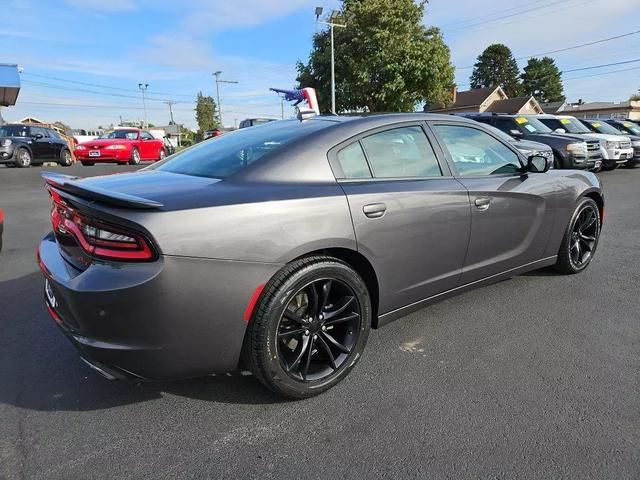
[437,0,549,29]
[563,65,640,81]
[21,72,196,99]
[456,30,640,70]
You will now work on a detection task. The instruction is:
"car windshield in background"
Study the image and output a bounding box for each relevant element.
[0,125,29,137]
[151,119,332,179]
[519,117,552,134]
[621,122,640,135]
[99,130,138,140]
[484,124,517,143]
[587,121,623,135]
[558,118,592,134]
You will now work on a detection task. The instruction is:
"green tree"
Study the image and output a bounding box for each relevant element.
[296,0,455,113]
[521,57,564,103]
[470,44,521,97]
[630,91,640,101]
[195,91,219,133]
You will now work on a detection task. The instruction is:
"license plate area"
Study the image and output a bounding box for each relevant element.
[89,150,101,157]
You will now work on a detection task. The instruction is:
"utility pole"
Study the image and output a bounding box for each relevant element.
[138,83,149,128]
[212,71,238,127]
[316,7,346,114]
[164,101,176,125]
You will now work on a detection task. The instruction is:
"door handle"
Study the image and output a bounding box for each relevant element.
[363,203,387,218]
[474,197,491,211]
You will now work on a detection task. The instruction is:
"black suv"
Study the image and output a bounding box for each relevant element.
[0,124,73,168]
[459,113,602,170]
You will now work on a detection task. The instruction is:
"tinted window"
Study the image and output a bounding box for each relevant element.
[31,127,49,138]
[48,129,61,140]
[141,132,154,140]
[493,118,521,136]
[335,142,371,179]
[360,126,442,178]
[0,124,29,137]
[435,125,522,176]
[151,119,332,179]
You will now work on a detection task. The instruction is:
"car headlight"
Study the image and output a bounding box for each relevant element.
[1,139,11,147]
[536,150,551,158]
[632,141,640,148]
[566,142,586,154]
[604,141,618,149]
[105,144,127,150]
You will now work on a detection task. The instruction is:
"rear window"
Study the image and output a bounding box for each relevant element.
[150,120,332,179]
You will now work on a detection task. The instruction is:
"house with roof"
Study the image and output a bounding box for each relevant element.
[557,101,640,121]
[424,86,543,115]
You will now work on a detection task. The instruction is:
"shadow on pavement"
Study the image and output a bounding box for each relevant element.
[0,271,284,413]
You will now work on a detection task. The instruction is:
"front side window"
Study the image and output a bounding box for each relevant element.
[31,127,49,138]
[141,132,154,140]
[335,142,371,179]
[360,126,442,178]
[434,125,522,177]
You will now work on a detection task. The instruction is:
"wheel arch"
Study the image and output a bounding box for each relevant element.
[292,247,381,328]
[582,190,604,223]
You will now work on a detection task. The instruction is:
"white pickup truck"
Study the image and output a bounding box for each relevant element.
[537,115,633,171]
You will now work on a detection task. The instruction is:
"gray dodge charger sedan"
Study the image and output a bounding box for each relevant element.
[38,113,603,398]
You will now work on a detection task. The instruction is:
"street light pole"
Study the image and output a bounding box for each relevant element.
[316,7,346,114]
[138,83,149,128]
[212,71,238,127]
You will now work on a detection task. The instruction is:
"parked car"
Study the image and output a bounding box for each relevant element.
[457,113,602,170]
[579,119,640,168]
[239,118,277,129]
[0,207,3,252]
[38,114,603,398]
[163,136,175,156]
[483,124,554,165]
[74,128,166,166]
[203,128,224,140]
[0,124,74,168]
[536,115,632,171]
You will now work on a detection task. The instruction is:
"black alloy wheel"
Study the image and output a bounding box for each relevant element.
[556,198,601,274]
[277,278,361,382]
[245,256,371,399]
[569,205,598,268]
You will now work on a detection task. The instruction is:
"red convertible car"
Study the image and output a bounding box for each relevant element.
[74,128,166,166]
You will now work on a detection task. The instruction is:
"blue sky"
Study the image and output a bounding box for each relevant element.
[3,0,639,129]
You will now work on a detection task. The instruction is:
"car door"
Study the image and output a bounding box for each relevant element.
[139,131,156,159]
[330,123,472,315]
[47,129,65,159]
[29,126,54,160]
[429,121,556,285]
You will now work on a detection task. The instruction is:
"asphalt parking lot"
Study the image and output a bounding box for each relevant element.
[0,164,638,479]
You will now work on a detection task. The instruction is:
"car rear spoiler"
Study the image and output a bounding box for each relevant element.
[41,172,164,209]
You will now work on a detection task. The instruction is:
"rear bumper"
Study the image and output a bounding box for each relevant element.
[38,232,280,380]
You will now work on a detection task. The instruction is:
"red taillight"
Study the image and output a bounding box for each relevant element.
[48,188,154,262]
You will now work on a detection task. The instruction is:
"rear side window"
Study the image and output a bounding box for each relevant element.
[151,120,332,179]
[335,142,371,179]
[360,126,442,178]
[434,124,521,177]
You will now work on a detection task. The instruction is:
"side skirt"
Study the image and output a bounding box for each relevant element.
[376,256,558,327]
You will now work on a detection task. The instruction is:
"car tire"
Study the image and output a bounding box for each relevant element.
[555,197,601,275]
[81,162,94,166]
[129,147,141,165]
[60,148,73,167]
[14,148,32,168]
[244,256,371,399]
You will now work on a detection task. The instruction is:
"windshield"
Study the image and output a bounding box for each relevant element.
[586,121,623,135]
[517,116,552,134]
[557,117,592,134]
[620,122,640,135]
[149,119,333,179]
[99,130,139,140]
[0,125,29,137]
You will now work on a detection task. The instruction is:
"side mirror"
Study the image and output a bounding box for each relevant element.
[527,154,550,173]
[554,128,566,134]
[33,133,44,139]
[510,129,523,138]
